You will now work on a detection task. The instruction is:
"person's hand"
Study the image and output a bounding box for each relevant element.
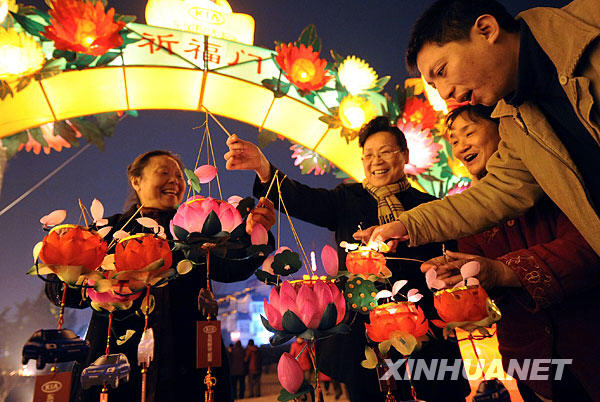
[353,221,410,245]
[246,197,276,234]
[198,288,218,317]
[421,250,521,290]
[224,134,271,182]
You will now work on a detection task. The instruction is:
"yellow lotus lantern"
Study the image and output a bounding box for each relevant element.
[145,0,255,45]
[338,94,377,130]
[0,28,45,81]
[337,56,378,95]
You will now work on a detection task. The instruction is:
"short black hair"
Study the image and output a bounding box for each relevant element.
[444,104,498,132]
[358,116,408,152]
[406,0,519,75]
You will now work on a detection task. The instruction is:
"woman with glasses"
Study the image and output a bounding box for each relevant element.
[224,117,470,402]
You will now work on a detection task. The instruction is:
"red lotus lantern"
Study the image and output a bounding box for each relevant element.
[112,234,174,290]
[432,285,501,337]
[275,43,331,94]
[345,248,391,278]
[365,302,428,356]
[115,234,172,272]
[39,224,107,271]
[42,0,126,56]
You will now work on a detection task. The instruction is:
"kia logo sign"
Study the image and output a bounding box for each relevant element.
[41,380,63,393]
[188,7,225,25]
[202,325,217,334]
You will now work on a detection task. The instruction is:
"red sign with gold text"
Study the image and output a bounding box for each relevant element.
[33,371,71,402]
[196,320,222,368]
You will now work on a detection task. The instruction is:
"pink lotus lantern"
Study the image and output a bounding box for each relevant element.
[170,195,243,239]
[86,275,142,312]
[262,279,346,341]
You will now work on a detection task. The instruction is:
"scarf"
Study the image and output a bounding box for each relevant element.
[363,176,411,225]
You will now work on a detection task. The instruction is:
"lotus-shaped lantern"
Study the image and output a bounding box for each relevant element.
[261,279,348,345]
[111,234,175,289]
[365,302,429,356]
[432,285,501,338]
[170,195,243,239]
[345,247,391,279]
[31,224,107,285]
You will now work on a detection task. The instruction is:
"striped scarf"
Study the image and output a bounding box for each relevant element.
[362,176,411,225]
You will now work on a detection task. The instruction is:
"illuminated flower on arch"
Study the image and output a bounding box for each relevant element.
[397,121,442,176]
[337,55,378,95]
[0,28,45,80]
[275,43,331,94]
[402,97,437,131]
[18,122,82,155]
[42,0,126,56]
[338,95,377,131]
[290,144,332,176]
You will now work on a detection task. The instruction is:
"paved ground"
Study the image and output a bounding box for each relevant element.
[234,371,350,402]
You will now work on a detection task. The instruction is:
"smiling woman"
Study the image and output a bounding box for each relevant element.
[44,149,276,402]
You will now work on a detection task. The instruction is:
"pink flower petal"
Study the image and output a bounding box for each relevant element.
[264,300,283,331]
[136,217,159,229]
[466,277,480,286]
[251,223,268,245]
[313,280,333,312]
[40,210,67,227]
[460,261,480,279]
[392,280,408,296]
[227,195,243,208]
[425,268,438,289]
[297,285,321,328]
[407,288,423,303]
[268,286,281,311]
[194,164,217,184]
[320,244,339,276]
[333,292,346,324]
[276,246,291,255]
[262,256,275,275]
[278,353,304,394]
[90,198,104,222]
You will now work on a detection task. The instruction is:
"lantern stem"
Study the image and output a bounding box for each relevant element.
[57,282,67,330]
[105,312,113,356]
[467,333,487,380]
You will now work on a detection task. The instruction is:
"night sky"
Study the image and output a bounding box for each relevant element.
[0,0,566,321]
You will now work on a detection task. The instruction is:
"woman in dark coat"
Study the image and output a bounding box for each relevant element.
[46,150,275,402]
[225,118,471,402]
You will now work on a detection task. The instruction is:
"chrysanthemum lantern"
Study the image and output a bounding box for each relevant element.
[0,28,45,81]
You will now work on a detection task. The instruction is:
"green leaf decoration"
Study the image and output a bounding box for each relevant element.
[116,14,137,24]
[31,7,51,24]
[303,91,316,104]
[255,270,278,286]
[70,53,96,70]
[261,78,290,98]
[373,76,391,90]
[318,114,341,129]
[344,277,378,314]
[269,331,294,346]
[257,129,278,149]
[120,30,141,46]
[297,24,321,53]
[395,83,407,116]
[95,52,120,67]
[271,250,302,276]
[1,131,29,158]
[277,381,314,402]
[340,127,358,144]
[0,80,14,100]
[70,118,106,151]
[260,314,277,332]
[184,168,201,193]
[53,49,77,62]
[52,121,79,147]
[28,127,47,147]
[176,259,193,275]
[10,12,45,37]
[390,331,418,356]
[93,112,121,135]
[15,75,32,92]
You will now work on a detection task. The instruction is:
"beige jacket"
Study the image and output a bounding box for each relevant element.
[399,0,600,255]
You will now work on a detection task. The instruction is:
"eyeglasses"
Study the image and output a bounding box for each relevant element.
[361,149,402,163]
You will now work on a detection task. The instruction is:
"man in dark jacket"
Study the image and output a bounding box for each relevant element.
[225,117,470,401]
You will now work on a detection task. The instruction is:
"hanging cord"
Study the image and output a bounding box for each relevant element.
[274,175,312,276]
[0,143,91,218]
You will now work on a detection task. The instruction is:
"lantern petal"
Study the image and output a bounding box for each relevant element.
[264,300,284,331]
[251,223,268,245]
[40,210,67,227]
[277,353,304,394]
[320,244,339,276]
[460,261,481,279]
[194,164,218,184]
